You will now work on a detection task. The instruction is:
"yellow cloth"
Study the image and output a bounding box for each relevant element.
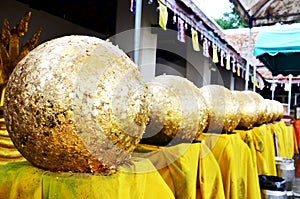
[158,1,168,30]
[198,133,261,199]
[276,121,295,159]
[191,28,200,52]
[233,129,258,173]
[135,142,225,199]
[252,124,277,176]
[0,87,25,166]
[197,141,225,199]
[0,159,174,199]
[237,65,241,76]
[212,44,219,63]
[270,121,293,158]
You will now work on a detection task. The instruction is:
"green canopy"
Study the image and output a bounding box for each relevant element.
[254,26,300,76]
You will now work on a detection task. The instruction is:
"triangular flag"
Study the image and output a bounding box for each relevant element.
[212,44,219,63]
[158,1,168,30]
[237,64,241,76]
[226,53,231,70]
[191,28,200,51]
[177,18,186,43]
[130,0,136,14]
[203,38,210,57]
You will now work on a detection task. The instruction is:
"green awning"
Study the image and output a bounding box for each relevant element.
[254,26,300,76]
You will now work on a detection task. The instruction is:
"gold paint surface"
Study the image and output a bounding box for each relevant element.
[242,91,267,125]
[3,35,148,174]
[275,100,284,120]
[199,85,240,133]
[142,75,208,145]
[232,91,258,129]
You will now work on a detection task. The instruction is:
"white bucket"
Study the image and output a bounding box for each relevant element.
[261,189,287,199]
[275,157,295,191]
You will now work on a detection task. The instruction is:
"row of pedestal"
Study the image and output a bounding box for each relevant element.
[0,120,298,199]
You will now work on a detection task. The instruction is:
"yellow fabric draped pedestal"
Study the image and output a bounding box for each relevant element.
[251,124,277,176]
[271,121,296,159]
[0,159,174,199]
[197,133,261,199]
[135,142,225,199]
[0,122,297,199]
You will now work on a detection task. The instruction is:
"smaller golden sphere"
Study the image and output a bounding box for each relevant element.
[199,85,240,133]
[141,75,209,146]
[232,91,258,129]
[242,91,267,125]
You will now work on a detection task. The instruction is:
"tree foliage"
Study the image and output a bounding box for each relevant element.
[214,4,246,29]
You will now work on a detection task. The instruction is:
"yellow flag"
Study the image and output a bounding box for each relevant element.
[191,28,200,51]
[212,44,219,63]
[251,76,254,83]
[237,64,241,76]
[158,1,168,30]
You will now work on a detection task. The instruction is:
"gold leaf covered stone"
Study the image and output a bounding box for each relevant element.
[199,84,240,133]
[242,91,267,125]
[141,75,209,146]
[232,91,258,129]
[4,35,148,174]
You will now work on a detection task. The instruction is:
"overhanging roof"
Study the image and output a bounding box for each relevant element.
[254,25,300,56]
[254,25,300,76]
[231,0,300,27]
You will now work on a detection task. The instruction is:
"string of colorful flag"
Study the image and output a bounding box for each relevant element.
[130,0,264,89]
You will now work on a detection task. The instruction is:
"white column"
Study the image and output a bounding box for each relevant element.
[230,73,235,91]
[139,28,157,82]
[288,74,292,115]
[245,27,252,90]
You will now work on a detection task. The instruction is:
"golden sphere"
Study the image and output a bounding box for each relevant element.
[242,91,267,125]
[271,100,284,121]
[199,85,240,133]
[141,75,209,146]
[232,91,258,129]
[3,35,148,174]
[264,99,275,123]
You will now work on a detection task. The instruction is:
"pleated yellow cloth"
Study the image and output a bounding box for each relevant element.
[0,87,25,166]
[0,120,25,166]
[0,159,174,199]
[197,133,261,199]
[251,124,277,176]
[135,142,225,199]
[197,141,225,199]
[275,121,296,159]
[271,121,295,159]
[233,129,258,173]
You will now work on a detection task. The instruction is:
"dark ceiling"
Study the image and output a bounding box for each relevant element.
[17,0,118,37]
